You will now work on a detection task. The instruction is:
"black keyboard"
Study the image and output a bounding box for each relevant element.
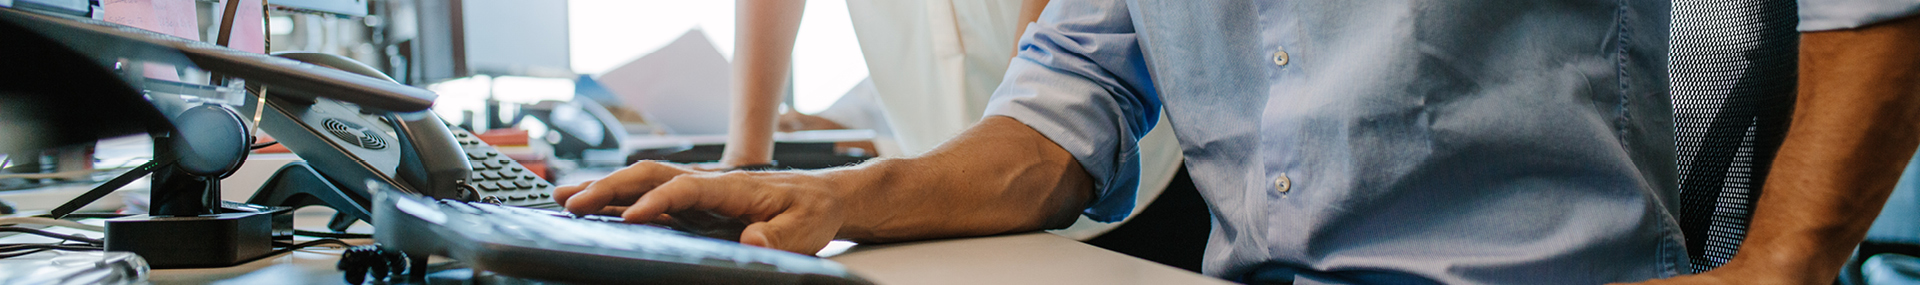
[371,188,871,285]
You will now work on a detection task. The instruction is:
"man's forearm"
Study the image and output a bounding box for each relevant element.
[1716,14,1920,283]
[720,0,806,167]
[824,116,1094,242]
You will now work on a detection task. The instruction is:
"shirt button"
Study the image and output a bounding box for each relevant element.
[1274,173,1291,194]
[1271,47,1290,67]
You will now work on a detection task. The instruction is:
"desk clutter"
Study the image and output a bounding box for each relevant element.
[0,4,874,284]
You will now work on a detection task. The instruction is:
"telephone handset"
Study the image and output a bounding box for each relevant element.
[244,53,559,230]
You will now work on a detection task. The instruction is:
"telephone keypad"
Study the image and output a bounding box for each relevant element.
[451,127,559,209]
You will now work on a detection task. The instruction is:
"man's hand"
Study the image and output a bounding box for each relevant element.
[555,117,1095,255]
[555,162,849,254]
[554,162,699,217]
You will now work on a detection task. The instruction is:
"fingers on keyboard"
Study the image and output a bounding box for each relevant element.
[552,180,593,207]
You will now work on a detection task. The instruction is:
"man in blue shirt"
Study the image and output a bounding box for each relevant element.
[559,0,1920,283]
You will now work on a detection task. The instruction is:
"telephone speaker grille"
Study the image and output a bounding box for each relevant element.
[323,118,388,150]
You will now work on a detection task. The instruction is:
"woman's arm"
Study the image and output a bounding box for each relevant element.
[719,0,807,167]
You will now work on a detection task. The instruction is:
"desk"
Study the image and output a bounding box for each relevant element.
[831,233,1229,285]
[7,191,1222,283]
[133,232,1225,284]
[21,158,1226,284]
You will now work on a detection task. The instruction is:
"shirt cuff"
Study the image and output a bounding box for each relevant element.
[983,59,1145,223]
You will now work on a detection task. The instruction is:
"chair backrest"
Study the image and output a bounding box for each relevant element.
[1668,0,1799,273]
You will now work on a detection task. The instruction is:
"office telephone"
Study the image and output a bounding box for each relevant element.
[241,52,560,231]
[245,53,748,240]
[520,98,627,164]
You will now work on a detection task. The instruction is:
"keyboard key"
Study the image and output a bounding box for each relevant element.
[477,182,501,191]
[513,181,532,188]
[467,152,488,160]
[481,171,502,180]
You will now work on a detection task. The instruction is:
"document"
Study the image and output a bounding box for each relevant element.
[595,29,734,135]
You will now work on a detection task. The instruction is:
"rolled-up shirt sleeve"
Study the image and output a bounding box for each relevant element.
[983,0,1160,223]
[1799,0,1920,31]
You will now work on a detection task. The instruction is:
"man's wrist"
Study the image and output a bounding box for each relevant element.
[819,157,910,240]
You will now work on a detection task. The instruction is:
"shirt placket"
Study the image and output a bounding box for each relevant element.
[1259,0,1298,201]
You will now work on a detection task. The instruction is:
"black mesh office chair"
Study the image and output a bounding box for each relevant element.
[1668,0,1800,273]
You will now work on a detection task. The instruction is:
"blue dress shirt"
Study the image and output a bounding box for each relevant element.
[985,0,1682,283]
[985,0,1920,283]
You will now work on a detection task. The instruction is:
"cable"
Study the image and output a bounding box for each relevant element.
[268,238,352,257]
[273,239,351,248]
[44,212,130,219]
[0,227,102,244]
[0,217,106,232]
[294,229,372,239]
[339,244,413,284]
[249,141,279,150]
[0,243,100,252]
[0,244,101,259]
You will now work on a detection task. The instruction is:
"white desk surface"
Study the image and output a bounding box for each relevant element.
[830,233,1231,285]
[133,231,1228,285]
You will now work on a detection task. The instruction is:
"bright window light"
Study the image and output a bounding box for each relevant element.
[569,0,736,75]
[791,0,868,114]
[490,76,576,104]
[425,75,493,124]
[569,1,867,115]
